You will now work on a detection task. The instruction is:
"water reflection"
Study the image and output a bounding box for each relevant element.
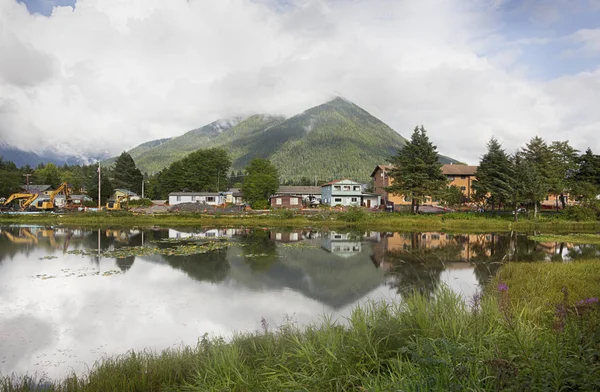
[0,225,598,379]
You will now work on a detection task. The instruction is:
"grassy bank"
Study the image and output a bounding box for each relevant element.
[3,260,600,391]
[529,233,600,245]
[0,210,599,233]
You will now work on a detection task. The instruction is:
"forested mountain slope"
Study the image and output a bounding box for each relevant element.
[116,97,457,181]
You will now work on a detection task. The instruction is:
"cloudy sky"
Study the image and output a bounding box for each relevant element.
[1,0,599,163]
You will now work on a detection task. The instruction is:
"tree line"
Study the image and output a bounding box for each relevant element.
[386,126,600,216]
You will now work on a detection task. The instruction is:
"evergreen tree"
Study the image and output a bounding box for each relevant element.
[520,136,553,217]
[572,148,600,202]
[472,138,514,210]
[548,141,578,210]
[512,153,547,219]
[155,148,232,198]
[241,158,279,209]
[113,152,144,194]
[0,157,24,197]
[386,126,447,214]
[34,163,62,187]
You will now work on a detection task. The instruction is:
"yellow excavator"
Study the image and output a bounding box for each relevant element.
[31,182,71,211]
[106,195,129,211]
[0,193,39,211]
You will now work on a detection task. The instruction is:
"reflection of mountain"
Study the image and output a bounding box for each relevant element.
[228,235,385,309]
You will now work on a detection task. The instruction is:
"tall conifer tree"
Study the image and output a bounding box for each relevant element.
[387,126,447,214]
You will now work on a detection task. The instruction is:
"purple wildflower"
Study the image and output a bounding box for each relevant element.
[576,297,599,306]
[497,282,509,292]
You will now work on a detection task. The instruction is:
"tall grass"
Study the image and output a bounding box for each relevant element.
[3,276,600,391]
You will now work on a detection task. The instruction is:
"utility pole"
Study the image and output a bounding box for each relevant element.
[23,173,32,193]
[97,162,101,209]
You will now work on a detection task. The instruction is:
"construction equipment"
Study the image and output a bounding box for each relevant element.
[106,195,129,211]
[31,182,71,211]
[0,193,38,211]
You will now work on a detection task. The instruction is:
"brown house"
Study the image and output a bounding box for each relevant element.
[371,164,478,208]
[270,194,303,209]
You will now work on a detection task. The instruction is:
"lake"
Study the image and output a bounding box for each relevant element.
[1,225,598,379]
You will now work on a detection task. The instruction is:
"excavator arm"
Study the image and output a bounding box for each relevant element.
[1,193,36,209]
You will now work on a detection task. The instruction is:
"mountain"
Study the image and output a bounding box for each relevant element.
[114,97,458,181]
[0,142,105,167]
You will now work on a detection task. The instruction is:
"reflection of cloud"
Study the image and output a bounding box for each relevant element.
[0,248,387,379]
[0,315,54,373]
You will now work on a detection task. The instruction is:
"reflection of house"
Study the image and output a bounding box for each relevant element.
[321,179,380,207]
[381,232,492,261]
[270,231,303,242]
[321,232,362,256]
[168,192,226,206]
[168,228,239,239]
[371,164,478,208]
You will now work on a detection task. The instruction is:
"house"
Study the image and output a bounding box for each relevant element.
[371,164,478,209]
[270,194,303,209]
[225,188,244,205]
[20,184,53,196]
[321,231,362,256]
[277,186,321,204]
[321,179,381,207]
[168,192,226,206]
[112,189,140,201]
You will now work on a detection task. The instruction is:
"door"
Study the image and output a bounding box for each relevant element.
[367,200,371,208]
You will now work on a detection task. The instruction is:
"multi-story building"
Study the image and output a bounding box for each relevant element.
[320,179,380,207]
[371,164,478,208]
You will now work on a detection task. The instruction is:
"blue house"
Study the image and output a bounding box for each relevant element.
[321,179,380,208]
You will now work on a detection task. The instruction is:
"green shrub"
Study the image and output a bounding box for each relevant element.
[337,206,368,223]
[128,198,154,207]
[563,205,599,221]
[251,200,269,210]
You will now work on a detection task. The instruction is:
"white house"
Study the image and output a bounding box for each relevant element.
[168,192,226,206]
[321,231,362,257]
[320,179,381,207]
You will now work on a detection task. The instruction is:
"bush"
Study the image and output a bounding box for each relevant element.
[338,206,368,223]
[251,200,269,210]
[128,198,154,207]
[83,200,97,208]
[563,205,599,221]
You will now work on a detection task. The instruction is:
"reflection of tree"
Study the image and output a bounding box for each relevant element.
[116,256,135,272]
[566,245,600,260]
[384,233,461,297]
[161,248,230,283]
[0,231,36,263]
[242,230,278,271]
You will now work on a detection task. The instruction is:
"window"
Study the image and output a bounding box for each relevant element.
[460,186,466,191]
[334,186,341,191]
[275,233,282,240]
[353,186,360,191]
[334,198,342,203]
[461,176,467,179]
[176,196,181,201]
[290,197,298,205]
[404,196,411,202]
[206,196,215,202]
[343,185,351,191]
[276,198,282,205]
[447,176,455,181]
[431,234,440,240]
[290,233,298,241]
[351,197,358,202]
[334,234,343,239]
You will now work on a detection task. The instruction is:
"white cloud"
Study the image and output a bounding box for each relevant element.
[0,0,599,164]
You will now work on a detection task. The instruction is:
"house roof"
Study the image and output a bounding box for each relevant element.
[441,164,478,176]
[371,164,478,177]
[277,186,321,194]
[169,192,221,196]
[21,184,52,194]
[114,189,139,196]
[370,165,394,177]
[227,188,244,197]
[321,179,363,187]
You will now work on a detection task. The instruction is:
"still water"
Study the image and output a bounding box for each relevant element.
[0,225,598,378]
